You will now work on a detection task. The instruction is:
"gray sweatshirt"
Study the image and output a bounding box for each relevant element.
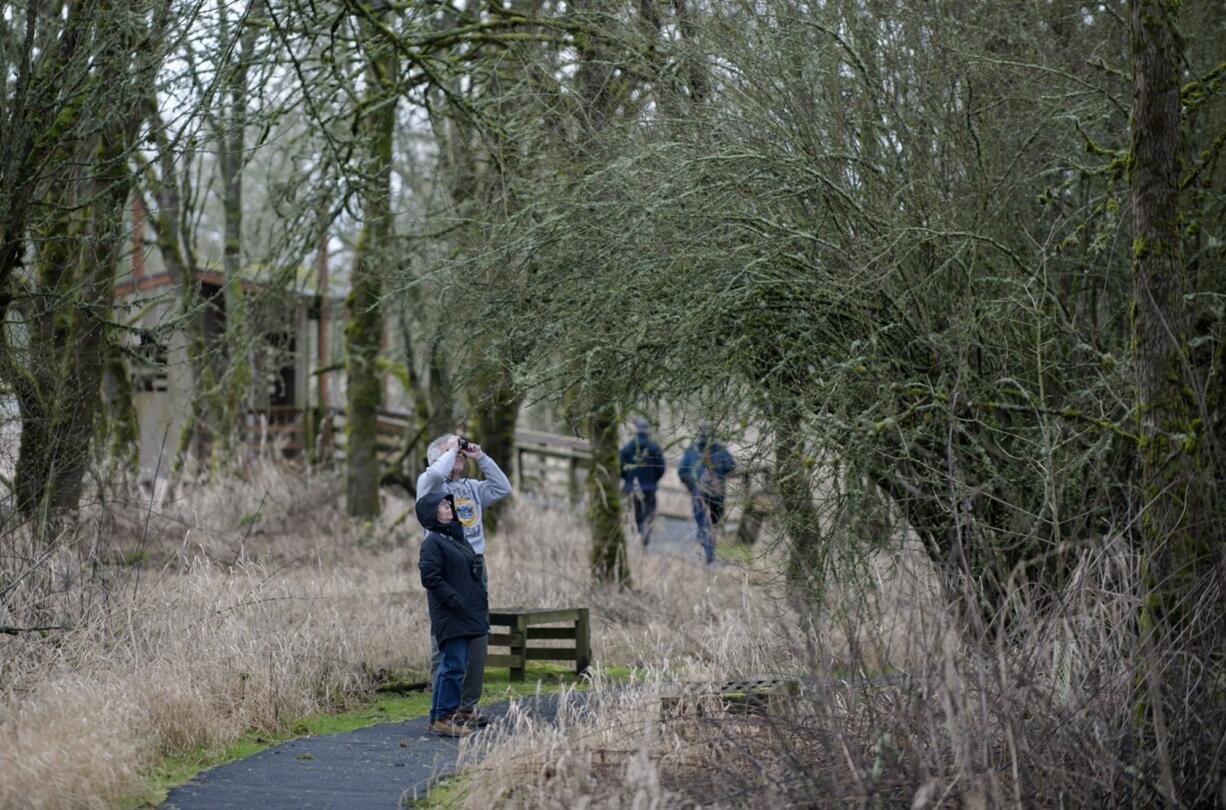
[414,448,512,556]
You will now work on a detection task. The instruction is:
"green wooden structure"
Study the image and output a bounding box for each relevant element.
[660,676,801,719]
[486,607,591,682]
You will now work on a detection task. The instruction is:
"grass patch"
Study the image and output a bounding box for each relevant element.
[410,772,470,808]
[124,664,628,809]
[715,540,756,565]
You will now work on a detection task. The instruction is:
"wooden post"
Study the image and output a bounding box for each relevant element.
[511,614,528,682]
[316,229,329,414]
[574,607,591,675]
[131,196,146,283]
[568,457,580,505]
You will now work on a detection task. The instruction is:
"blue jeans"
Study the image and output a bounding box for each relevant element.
[431,636,471,721]
[693,494,725,563]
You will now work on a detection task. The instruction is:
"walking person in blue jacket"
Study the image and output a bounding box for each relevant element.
[417,491,489,737]
[417,433,512,727]
[619,418,667,546]
[678,425,736,564]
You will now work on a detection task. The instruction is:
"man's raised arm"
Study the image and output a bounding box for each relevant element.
[474,453,512,506]
[416,447,458,500]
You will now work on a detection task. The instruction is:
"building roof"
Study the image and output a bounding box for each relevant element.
[115,262,344,300]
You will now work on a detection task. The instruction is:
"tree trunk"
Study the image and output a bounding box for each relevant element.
[1129,0,1212,633]
[1128,2,1216,802]
[345,10,395,519]
[13,113,134,526]
[46,138,129,513]
[771,412,824,600]
[467,368,522,531]
[212,0,264,469]
[12,176,89,527]
[588,404,630,586]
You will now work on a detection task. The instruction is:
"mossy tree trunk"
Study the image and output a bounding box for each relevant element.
[1128,2,1218,802]
[587,402,629,587]
[1129,0,1213,636]
[212,0,263,469]
[345,8,396,519]
[11,198,76,522]
[771,410,824,602]
[46,133,132,514]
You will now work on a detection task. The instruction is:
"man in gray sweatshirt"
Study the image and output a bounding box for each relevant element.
[416,433,512,725]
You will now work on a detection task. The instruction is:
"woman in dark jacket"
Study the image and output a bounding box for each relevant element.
[417,491,490,736]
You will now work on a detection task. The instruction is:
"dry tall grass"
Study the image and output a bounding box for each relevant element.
[0,464,791,809]
[456,533,1226,808]
[4,464,1223,808]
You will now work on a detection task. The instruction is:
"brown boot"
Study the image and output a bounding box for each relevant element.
[429,715,474,737]
[454,708,490,728]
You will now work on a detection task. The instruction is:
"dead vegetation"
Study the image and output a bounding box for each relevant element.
[2,465,1222,808]
[456,537,1225,808]
[0,466,782,808]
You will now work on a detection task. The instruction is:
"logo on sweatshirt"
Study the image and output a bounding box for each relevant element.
[454,497,478,528]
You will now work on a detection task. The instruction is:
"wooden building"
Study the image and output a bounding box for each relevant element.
[116,199,345,477]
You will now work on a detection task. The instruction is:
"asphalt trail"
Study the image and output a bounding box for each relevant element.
[161,695,566,810]
[162,515,712,809]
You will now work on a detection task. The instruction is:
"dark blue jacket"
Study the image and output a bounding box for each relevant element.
[678,437,735,498]
[619,433,666,493]
[417,492,489,644]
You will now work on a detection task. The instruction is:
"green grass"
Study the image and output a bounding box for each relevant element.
[410,772,470,808]
[123,664,629,809]
[715,539,757,565]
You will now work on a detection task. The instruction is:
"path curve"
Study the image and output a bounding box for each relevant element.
[161,694,568,809]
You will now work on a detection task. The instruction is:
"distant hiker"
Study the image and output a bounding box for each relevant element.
[416,433,511,728]
[619,418,667,546]
[678,425,736,564]
[417,492,489,737]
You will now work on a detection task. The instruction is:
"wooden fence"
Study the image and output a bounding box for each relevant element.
[242,406,710,520]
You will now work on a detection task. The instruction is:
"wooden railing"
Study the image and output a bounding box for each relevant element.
[240,406,710,520]
[242,406,310,456]
[486,607,591,681]
[246,406,407,462]
[509,427,702,520]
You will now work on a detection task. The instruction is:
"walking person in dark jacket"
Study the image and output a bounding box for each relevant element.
[619,418,667,546]
[678,425,736,564]
[417,491,490,737]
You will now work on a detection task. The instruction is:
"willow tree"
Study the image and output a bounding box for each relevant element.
[457,0,1215,615]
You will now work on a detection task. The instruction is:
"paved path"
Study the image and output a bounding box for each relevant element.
[642,513,740,563]
[162,515,720,809]
[162,695,569,810]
